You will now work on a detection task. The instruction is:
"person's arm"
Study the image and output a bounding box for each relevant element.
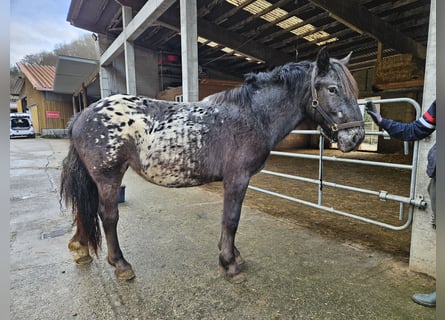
[366,100,436,141]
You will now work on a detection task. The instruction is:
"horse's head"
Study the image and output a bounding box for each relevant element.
[307,47,365,152]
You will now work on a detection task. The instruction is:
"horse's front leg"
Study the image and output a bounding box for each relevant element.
[219,174,250,280]
[98,184,135,281]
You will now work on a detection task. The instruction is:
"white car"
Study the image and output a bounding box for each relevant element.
[10,113,35,138]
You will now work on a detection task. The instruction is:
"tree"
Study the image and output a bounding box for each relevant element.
[21,51,58,66]
[11,34,100,90]
[54,34,99,60]
[18,34,99,66]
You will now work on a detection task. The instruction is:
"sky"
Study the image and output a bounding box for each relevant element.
[10,0,90,66]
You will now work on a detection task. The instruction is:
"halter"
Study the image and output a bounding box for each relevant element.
[310,65,363,141]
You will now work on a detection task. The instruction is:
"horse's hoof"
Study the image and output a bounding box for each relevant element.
[225,272,246,284]
[235,255,245,266]
[116,268,135,281]
[220,263,245,283]
[74,254,93,265]
[69,241,92,265]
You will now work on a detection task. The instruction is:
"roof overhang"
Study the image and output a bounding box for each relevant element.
[53,55,99,95]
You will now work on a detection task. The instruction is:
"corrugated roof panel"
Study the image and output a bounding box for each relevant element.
[11,77,24,95]
[261,8,287,22]
[226,0,250,7]
[16,63,55,91]
[226,0,338,46]
[244,0,271,15]
[291,24,315,36]
[276,16,303,30]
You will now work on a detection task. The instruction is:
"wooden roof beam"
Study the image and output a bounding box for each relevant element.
[158,11,294,68]
[308,0,427,60]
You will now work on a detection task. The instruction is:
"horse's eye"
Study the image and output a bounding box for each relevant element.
[328,86,338,94]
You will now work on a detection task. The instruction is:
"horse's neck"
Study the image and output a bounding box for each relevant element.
[269,107,306,148]
[254,88,309,149]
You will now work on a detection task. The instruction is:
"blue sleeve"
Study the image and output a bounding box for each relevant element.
[379,101,436,141]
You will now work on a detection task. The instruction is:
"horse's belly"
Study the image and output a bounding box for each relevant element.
[142,168,202,187]
[132,126,216,187]
[137,155,205,187]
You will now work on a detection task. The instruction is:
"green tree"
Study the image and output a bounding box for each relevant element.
[18,34,99,66]
[11,34,100,90]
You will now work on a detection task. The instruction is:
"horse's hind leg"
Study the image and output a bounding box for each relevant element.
[97,182,135,281]
[68,226,93,265]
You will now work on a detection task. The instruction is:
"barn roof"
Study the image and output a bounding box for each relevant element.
[16,63,56,91]
[15,57,100,96]
[66,0,431,78]
[53,55,99,95]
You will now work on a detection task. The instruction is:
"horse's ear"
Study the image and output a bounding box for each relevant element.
[244,72,255,84]
[316,47,330,75]
[339,51,353,65]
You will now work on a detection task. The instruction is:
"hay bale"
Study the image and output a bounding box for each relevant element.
[375,54,424,84]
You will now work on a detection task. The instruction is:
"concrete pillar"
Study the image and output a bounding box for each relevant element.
[99,66,113,98]
[180,0,199,102]
[81,83,88,108]
[122,6,137,95]
[409,0,436,277]
[71,95,77,114]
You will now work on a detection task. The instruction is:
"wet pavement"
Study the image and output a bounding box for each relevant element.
[10,138,436,319]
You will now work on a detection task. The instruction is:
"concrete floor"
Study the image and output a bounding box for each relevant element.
[10,138,436,319]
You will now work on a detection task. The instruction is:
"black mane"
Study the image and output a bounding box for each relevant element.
[204,61,312,106]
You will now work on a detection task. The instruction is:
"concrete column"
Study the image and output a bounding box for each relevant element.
[122,6,137,95]
[99,66,113,98]
[81,83,88,108]
[409,0,436,277]
[180,0,199,102]
[71,95,77,114]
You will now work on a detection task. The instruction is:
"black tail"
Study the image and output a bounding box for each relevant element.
[60,115,101,253]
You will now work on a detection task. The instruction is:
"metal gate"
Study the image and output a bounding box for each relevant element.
[248,97,427,231]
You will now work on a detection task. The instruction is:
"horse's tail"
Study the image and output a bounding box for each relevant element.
[60,114,101,254]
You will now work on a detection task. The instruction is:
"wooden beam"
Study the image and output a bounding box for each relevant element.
[377,41,383,63]
[309,0,427,60]
[158,12,294,68]
[372,79,424,91]
[100,0,176,66]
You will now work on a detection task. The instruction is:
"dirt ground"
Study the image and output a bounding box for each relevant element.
[201,148,415,263]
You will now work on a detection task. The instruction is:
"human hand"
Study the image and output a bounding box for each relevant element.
[365,101,382,125]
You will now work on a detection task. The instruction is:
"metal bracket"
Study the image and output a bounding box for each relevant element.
[414,194,427,209]
[379,190,388,201]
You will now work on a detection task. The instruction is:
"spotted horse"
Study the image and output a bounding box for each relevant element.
[60,47,365,281]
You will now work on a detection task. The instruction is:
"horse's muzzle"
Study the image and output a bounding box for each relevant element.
[337,127,365,152]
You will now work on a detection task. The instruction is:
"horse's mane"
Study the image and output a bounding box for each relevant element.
[204,58,357,105]
[204,61,312,106]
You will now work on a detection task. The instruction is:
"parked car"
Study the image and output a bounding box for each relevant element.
[10,113,35,138]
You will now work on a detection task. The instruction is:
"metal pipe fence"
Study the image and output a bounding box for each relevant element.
[248,98,427,231]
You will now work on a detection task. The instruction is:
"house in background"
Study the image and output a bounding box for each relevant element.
[13,63,73,135]
[11,56,100,135]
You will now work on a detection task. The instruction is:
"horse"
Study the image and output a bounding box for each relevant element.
[60,47,365,281]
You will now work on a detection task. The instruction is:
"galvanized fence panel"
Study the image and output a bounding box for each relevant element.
[248,98,427,230]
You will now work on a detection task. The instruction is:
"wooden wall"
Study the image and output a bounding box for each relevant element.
[17,78,73,134]
[156,78,242,101]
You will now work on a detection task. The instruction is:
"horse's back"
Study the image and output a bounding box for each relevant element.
[71,94,227,187]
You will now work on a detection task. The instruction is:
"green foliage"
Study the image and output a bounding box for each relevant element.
[16,34,99,67]
[10,34,100,91]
